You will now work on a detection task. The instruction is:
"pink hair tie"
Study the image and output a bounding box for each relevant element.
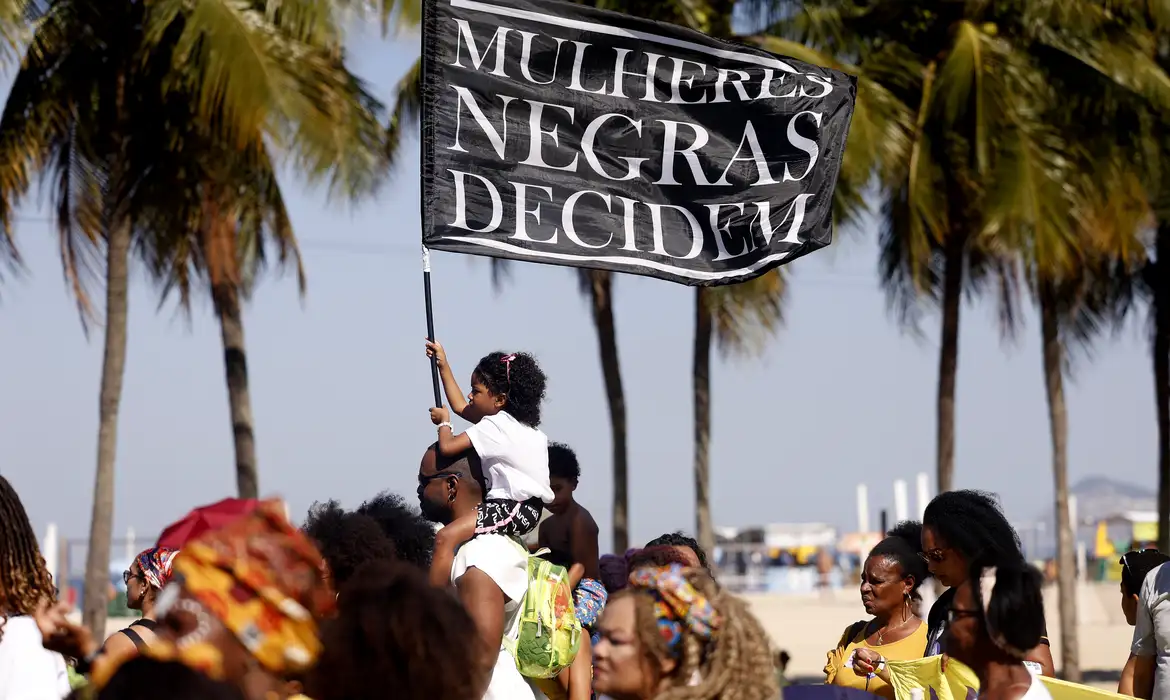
[501,353,517,383]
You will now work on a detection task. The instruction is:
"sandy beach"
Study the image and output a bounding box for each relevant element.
[741,581,1130,685]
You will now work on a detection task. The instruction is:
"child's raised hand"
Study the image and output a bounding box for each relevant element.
[430,406,450,425]
[424,339,448,368]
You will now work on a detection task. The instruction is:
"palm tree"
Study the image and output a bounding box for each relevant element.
[764,0,1170,678]
[0,0,384,636]
[692,273,786,554]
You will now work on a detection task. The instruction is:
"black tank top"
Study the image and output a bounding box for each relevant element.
[120,619,158,651]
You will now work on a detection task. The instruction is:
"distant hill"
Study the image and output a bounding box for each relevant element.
[1019,477,1155,558]
[1070,476,1155,524]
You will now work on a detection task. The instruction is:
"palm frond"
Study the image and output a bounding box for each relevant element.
[706,268,786,358]
[386,57,421,170]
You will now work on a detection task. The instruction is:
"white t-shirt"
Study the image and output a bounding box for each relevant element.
[0,616,70,700]
[1133,562,1170,700]
[1009,675,1054,700]
[466,412,553,504]
[450,534,547,700]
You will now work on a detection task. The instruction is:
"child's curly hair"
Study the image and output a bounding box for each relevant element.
[617,568,777,700]
[473,351,546,427]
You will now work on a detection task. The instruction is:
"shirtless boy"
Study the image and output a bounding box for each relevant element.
[538,442,600,581]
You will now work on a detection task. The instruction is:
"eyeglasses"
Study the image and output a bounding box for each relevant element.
[122,570,141,585]
[919,548,950,564]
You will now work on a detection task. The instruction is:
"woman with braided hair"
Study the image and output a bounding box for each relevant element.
[0,475,70,699]
[591,564,777,700]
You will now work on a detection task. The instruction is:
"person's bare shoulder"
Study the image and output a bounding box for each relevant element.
[574,504,599,533]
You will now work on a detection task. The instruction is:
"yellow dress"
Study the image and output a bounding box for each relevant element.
[824,619,928,700]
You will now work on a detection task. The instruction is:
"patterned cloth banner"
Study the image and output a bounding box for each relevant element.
[886,657,1129,700]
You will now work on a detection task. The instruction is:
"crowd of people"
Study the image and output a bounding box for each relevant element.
[2,343,1169,700]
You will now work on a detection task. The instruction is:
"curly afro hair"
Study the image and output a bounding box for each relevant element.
[473,351,546,427]
[868,520,931,598]
[304,500,397,589]
[645,531,710,571]
[308,560,489,700]
[356,491,436,570]
[923,490,1024,569]
[548,442,580,481]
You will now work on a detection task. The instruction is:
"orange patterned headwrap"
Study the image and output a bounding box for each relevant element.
[93,499,334,688]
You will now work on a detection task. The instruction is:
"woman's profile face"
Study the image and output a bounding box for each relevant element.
[943,579,982,667]
[125,562,147,610]
[921,525,966,588]
[592,595,657,700]
[859,555,909,619]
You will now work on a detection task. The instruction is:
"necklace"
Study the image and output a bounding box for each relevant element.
[875,614,914,645]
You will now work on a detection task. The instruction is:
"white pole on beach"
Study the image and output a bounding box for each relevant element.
[916,472,930,518]
[126,527,136,561]
[894,479,909,523]
[42,523,58,586]
[857,484,870,533]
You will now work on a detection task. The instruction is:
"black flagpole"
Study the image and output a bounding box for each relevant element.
[423,246,443,407]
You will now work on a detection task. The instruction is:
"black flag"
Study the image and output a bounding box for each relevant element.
[420,0,856,286]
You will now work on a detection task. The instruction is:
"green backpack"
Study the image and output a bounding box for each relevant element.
[503,540,583,679]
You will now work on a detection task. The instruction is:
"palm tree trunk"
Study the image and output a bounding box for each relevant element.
[81,218,131,637]
[214,285,259,499]
[693,287,715,557]
[1040,281,1080,682]
[1155,225,1170,553]
[936,233,964,495]
[587,270,629,552]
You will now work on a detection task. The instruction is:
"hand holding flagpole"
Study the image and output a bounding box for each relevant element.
[422,246,443,407]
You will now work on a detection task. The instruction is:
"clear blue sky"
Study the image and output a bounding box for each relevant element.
[0,26,1157,558]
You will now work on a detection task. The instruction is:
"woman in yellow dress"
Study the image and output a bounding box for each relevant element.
[825,522,932,699]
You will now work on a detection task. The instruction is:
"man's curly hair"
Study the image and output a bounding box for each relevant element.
[473,351,547,427]
[308,560,490,700]
[304,500,396,589]
[356,491,436,569]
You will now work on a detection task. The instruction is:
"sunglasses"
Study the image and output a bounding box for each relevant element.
[1120,549,1160,581]
[947,607,981,623]
[418,471,461,486]
[123,569,141,585]
[919,548,950,564]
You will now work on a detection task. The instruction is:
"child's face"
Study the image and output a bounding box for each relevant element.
[548,476,577,513]
[465,373,504,422]
[1122,581,1139,626]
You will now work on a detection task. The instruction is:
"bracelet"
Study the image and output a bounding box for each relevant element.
[436,421,452,431]
[74,649,100,675]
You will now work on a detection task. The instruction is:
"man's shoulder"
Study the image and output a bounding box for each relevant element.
[454,534,529,601]
[457,533,528,562]
[1144,562,1170,598]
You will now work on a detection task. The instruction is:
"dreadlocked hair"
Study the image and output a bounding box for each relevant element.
[0,476,55,638]
[618,568,777,700]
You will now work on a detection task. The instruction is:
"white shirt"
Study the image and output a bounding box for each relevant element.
[0,616,70,700]
[466,412,553,504]
[1133,563,1170,700]
[451,534,547,700]
[1012,675,1054,700]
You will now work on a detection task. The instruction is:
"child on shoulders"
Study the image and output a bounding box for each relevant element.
[425,340,553,586]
